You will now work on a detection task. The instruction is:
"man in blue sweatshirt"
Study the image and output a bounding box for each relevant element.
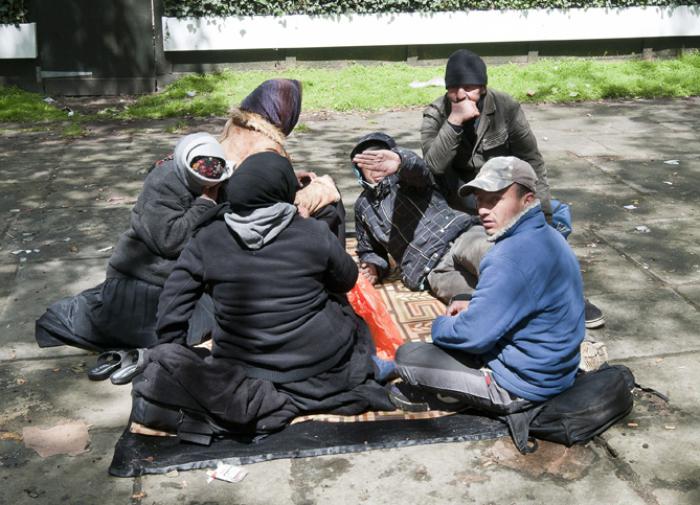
[392,156,585,413]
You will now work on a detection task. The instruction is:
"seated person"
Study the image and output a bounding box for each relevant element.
[353,132,604,329]
[130,152,393,441]
[421,49,551,219]
[219,78,346,245]
[35,133,230,351]
[351,132,488,304]
[421,49,603,327]
[390,157,585,415]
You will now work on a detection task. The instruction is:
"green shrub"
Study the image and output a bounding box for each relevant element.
[163,0,699,18]
[0,0,27,24]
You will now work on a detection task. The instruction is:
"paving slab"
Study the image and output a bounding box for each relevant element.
[544,155,618,189]
[0,428,132,505]
[675,283,700,308]
[550,182,644,226]
[136,439,650,505]
[585,157,700,201]
[602,355,700,505]
[586,288,700,360]
[1,97,699,503]
[0,257,106,360]
[593,217,700,286]
[0,355,131,432]
[568,230,662,296]
[140,458,295,505]
[1,207,130,265]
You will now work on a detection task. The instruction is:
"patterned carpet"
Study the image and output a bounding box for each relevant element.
[346,237,445,344]
[292,238,451,424]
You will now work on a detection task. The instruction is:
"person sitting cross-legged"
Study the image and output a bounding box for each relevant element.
[352,132,488,304]
[390,156,585,416]
[421,48,603,329]
[129,151,394,443]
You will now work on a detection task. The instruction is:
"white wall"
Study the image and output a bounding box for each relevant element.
[0,23,36,59]
[163,6,700,52]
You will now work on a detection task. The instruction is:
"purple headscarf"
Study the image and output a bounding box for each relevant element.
[239,79,302,137]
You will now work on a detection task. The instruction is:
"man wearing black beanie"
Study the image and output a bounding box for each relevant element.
[421,49,552,222]
[419,49,604,330]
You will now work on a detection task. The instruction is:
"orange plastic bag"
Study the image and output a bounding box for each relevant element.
[347,274,405,360]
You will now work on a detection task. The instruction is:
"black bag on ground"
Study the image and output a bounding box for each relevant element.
[504,364,635,453]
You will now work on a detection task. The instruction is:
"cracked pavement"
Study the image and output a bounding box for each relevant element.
[1,97,699,505]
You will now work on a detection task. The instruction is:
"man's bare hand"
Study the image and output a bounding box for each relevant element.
[352,149,400,183]
[296,204,311,218]
[360,262,379,285]
[295,169,317,188]
[447,98,480,126]
[445,299,470,316]
[201,183,220,203]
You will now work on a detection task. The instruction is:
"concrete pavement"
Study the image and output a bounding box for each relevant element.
[1,97,699,505]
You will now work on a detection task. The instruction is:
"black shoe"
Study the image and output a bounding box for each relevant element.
[387,383,468,412]
[131,395,183,433]
[584,299,605,329]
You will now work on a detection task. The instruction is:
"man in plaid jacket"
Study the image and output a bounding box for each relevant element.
[351,132,486,303]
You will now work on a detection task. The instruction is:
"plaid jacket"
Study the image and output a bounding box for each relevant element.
[354,148,475,290]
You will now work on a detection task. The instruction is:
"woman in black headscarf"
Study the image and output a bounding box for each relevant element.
[130,151,393,441]
[220,78,346,245]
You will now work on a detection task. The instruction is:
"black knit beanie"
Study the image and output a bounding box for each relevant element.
[444,49,488,88]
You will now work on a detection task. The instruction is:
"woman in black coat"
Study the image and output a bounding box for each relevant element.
[131,152,392,440]
[35,133,229,351]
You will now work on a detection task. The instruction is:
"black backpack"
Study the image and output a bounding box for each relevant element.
[504,364,636,453]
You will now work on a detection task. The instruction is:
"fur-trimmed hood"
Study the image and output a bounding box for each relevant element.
[220,108,288,165]
[487,199,541,242]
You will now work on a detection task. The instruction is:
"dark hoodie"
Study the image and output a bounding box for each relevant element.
[352,132,475,290]
[157,152,360,383]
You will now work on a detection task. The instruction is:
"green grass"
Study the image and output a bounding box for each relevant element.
[119,52,700,118]
[0,86,67,121]
[2,53,700,122]
[164,119,189,134]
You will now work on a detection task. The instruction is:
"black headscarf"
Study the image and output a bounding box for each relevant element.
[224,151,298,213]
[240,79,302,137]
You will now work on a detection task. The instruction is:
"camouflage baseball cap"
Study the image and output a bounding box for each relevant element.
[458,156,537,196]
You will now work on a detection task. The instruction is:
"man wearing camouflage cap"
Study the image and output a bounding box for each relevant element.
[390,156,585,414]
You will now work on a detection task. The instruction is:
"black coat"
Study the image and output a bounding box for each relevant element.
[107,159,217,286]
[156,213,360,383]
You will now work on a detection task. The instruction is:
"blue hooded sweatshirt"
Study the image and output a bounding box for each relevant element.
[431,203,585,402]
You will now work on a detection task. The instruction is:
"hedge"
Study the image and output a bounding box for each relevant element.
[163,0,699,18]
[2,1,698,24]
[0,0,26,24]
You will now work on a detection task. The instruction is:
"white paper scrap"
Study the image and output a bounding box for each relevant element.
[409,77,444,89]
[206,462,248,484]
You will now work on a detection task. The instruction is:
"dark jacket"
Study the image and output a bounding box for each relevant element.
[107,158,217,286]
[157,214,360,384]
[421,89,552,218]
[354,147,474,291]
[432,203,585,402]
